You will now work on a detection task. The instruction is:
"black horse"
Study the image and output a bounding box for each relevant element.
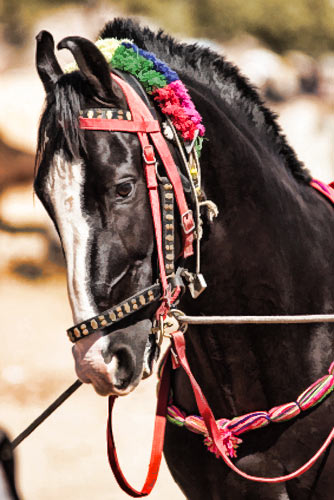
[34,18,334,499]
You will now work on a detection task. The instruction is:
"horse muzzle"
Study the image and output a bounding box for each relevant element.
[72,319,153,396]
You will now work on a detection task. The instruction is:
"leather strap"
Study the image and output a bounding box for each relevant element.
[171,330,334,484]
[67,283,161,342]
[79,118,161,133]
[138,134,168,297]
[107,350,171,497]
[160,177,175,276]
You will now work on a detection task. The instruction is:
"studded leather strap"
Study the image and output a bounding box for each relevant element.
[67,283,161,342]
[160,178,175,276]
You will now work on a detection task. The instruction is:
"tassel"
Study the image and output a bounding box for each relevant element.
[204,429,242,459]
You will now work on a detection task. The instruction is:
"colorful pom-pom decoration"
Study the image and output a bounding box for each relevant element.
[66,37,205,142]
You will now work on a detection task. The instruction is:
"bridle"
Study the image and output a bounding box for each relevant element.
[67,71,205,344]
[64,71,334,496]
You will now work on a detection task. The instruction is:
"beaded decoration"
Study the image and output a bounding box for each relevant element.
[167,361,334,459]
[66,38,205,142]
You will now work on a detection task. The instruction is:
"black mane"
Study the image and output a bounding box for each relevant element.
[100,18,311,183]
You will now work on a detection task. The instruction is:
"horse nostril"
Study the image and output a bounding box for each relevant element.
[108,345,136,390]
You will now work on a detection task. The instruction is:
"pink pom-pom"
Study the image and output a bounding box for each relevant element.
[204,428,242,459]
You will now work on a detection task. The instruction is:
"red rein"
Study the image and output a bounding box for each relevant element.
[107,330,334,497]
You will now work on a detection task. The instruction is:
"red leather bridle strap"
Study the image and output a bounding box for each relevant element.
[107,351,171,497]
[80,118,161,133]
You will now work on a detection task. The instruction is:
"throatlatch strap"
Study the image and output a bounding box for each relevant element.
[107,351,171,497]
[171,330,334,484]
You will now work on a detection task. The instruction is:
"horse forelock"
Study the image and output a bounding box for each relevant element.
[99,18,311,184]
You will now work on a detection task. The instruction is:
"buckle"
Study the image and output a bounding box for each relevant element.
[181,210,195,235]
[143,145,156,164]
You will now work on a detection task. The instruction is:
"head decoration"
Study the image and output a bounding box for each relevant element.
[66,38,205,143]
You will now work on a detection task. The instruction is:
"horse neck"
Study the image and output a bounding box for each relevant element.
[173,89,333,418]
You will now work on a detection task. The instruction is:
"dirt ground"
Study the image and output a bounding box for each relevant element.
[0,272,185,499]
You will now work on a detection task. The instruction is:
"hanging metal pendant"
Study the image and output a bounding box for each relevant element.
[188,273,207,299]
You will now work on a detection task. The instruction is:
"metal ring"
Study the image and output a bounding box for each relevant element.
[170,309,188,333]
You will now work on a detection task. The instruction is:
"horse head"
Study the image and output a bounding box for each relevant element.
[34,31,168,396]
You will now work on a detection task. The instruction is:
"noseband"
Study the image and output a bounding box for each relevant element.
[67,72,206,343]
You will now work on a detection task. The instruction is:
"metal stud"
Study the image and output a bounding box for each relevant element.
[165,193,173,199]
[166,214,173,220]
[124,303,131,313]
[166,253,174,261]
[101,320,107,327]
[131,298,138,310]
[98,316,104,321]
[117,311,124,318]
[139,295,146,305]
[91,319,98,329]
[109,312,116,321]
[74,328,81,338]
[82,329,89,335]
[166,234,173,241]
[80,324,87,330]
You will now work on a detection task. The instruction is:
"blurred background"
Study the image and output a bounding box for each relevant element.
[0,1,333,498]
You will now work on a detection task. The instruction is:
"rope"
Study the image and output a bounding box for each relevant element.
[178,313,334,325]
[11,379,82,449]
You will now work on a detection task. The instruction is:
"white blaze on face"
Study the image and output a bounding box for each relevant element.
[45,152,96,323]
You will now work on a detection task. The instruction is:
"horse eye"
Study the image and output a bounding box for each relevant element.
[116,182,133,198]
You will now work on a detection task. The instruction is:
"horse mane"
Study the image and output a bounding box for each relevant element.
[99,18,311,183]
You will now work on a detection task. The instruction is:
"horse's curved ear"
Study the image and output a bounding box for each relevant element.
[36,31,63,94]
[57,36,124,104]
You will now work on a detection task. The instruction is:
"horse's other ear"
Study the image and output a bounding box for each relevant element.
[57,36,124,104]
[36,31,63,94]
